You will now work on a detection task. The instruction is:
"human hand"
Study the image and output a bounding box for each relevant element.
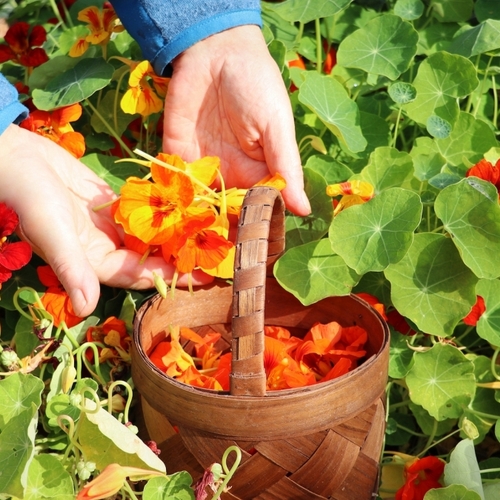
[162,25,311,216]
[0,125,212,317]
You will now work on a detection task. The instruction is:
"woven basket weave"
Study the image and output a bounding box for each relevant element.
[132,186,390,499]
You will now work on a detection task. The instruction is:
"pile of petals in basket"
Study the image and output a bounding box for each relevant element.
[110,151,285,289]
[148,321,368,391]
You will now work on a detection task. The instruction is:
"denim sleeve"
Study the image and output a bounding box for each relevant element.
[0,74,28,135]
[109,0,262,76]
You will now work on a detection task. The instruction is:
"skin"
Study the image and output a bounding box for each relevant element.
[0,25,310,317]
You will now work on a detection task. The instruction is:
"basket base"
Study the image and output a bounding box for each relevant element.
[139,396,385,500]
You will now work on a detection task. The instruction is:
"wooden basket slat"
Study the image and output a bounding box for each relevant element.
[254,477,327,500]
[252,439,314,472]
[361,399,387,461]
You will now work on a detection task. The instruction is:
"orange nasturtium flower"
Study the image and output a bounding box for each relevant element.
[76,463,164,500]
[0,22,48,68]
[36,266,82,328]
[120,60,170,116]
[20,103,86,158]
[395,456,445,500]
[326,180,375,215]
[69,5,123,57]
[86,316,131,364]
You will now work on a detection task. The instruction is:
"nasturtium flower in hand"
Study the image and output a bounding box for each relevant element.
[0,202,32,286]
[20,103,85,158]
[0,21,48,67]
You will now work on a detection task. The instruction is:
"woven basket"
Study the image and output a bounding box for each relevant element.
[132,186,390,500]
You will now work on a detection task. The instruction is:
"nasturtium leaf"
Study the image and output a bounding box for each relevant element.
[143,473,195,500]
[12,315,41,358]
[304,155,353,185]
[90,90,136,137]
[384,233,478,336]
[0,264,42,311]
[388,331,414,379]
[268,39,287,74]
[435,178,500,279]
[417,23,460,56]
[329,188,422,274]
[404,52,478,126]
[385,413,416,446]
[427,115,452,139]
[0,373,43,429]
[430,0,474,23]
[77,399,166,473]
[352,272,392,305]
[298,71,367,154]
[0,404,38,498]
[406,343,476,420]
[425,484,482,500]
[285,167,332,248]
[411,152,446,181]
[484,482,500,500]
[323,4,379,43]
[475,0,500,22]
[46,394,81,429]
[408,402,457,437]
[394,0,424,20]
[261,5,299,49]
[388,82,417,105]
[444,439,485,499]
[57,25,89,54]
[476,279,500,346]
[354,147,415,193]
[448,20,500,58]
[267,0,352,24]
[25,454,74,500]
[337,14,418,80]
[357,92,393,120]
[32,58,114,110]
[81,154,144,194]
[358,112,392,157]
[429,172,462,190]
[28,55,81,90]
[274,239,360,306]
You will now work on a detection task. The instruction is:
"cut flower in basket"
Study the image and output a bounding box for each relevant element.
[111,150,285,289]
[148,321,368,391]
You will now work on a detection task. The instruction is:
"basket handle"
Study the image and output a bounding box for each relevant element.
[230,186,286,396]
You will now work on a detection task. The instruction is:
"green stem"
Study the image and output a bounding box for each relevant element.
[48,0,67,29]
[397,424,427,437]
[121,482,140,500]
[12,287,44,321]
[492,75,498,130]
[295,22,304,45]
[107,380,134,422]
[492,348,500,381]
[417,428,461,458]
[85,99,135,158]
[392,107,403,148]
[210,446,242,500]
[315,18,322,73]
[76,343,106,386]
[422,419,438,452]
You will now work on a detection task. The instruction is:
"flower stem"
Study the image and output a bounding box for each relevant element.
[315,18,322,73]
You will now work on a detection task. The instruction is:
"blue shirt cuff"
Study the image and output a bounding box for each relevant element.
[0,101,29,136]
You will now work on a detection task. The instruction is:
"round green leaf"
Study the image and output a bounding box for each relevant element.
[394,0,424,20]
[411,152,446,181]
[388,82,417,104]
[449,20,500,58]
[476,279,500,346]
[430,0,474,23]
[404,52,479,126]
[143,473,195,500]
[304,155,353,185]
[274,239,360,306]
[298,71,367,154]
[268,0,353,23]
[384,233,478,336]
[32,58,114,110]
[389,331,415,379]
[427,115,452,139]
[475,0,500,22]
[337,14,418,80]
[406,343,476,420]
[329,188,422,274]
[435,178,500,279]
[409,402,457,437]
[25,454,74,500]
[354,146,415,192]
[425,484,481,500]
[285,167,333,248]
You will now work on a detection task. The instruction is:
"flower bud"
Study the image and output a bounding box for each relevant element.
[0,349,20,371]
[77,460,96,481]
[61,365,77,394]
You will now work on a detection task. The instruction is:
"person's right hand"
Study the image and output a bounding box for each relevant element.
[0,124,212,317]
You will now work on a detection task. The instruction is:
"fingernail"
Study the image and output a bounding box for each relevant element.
[301,191,312,214]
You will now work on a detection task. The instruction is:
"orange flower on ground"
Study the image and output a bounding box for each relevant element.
[463,296,486,327]
[326,180,375,215]
[76,463,164,500]
[86,316,130,363]
[120,60,169,116]
[36,266,82,328]
[20,103,85,158]
[395,456,444,500]
[466,158,500,192]
[0,22,48,67]
[69,5,123,57]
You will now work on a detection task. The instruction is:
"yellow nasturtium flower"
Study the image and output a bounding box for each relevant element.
[326,180,375,215]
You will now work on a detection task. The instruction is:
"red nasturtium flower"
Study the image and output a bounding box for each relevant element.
[395,456,445,500]
[20,103,86,158]
[466,158,500,192]
[36,265,82,328]
[463,296,486,326]
[322,39,337,74]
[0,21,48,68]
[0,203,32,287]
